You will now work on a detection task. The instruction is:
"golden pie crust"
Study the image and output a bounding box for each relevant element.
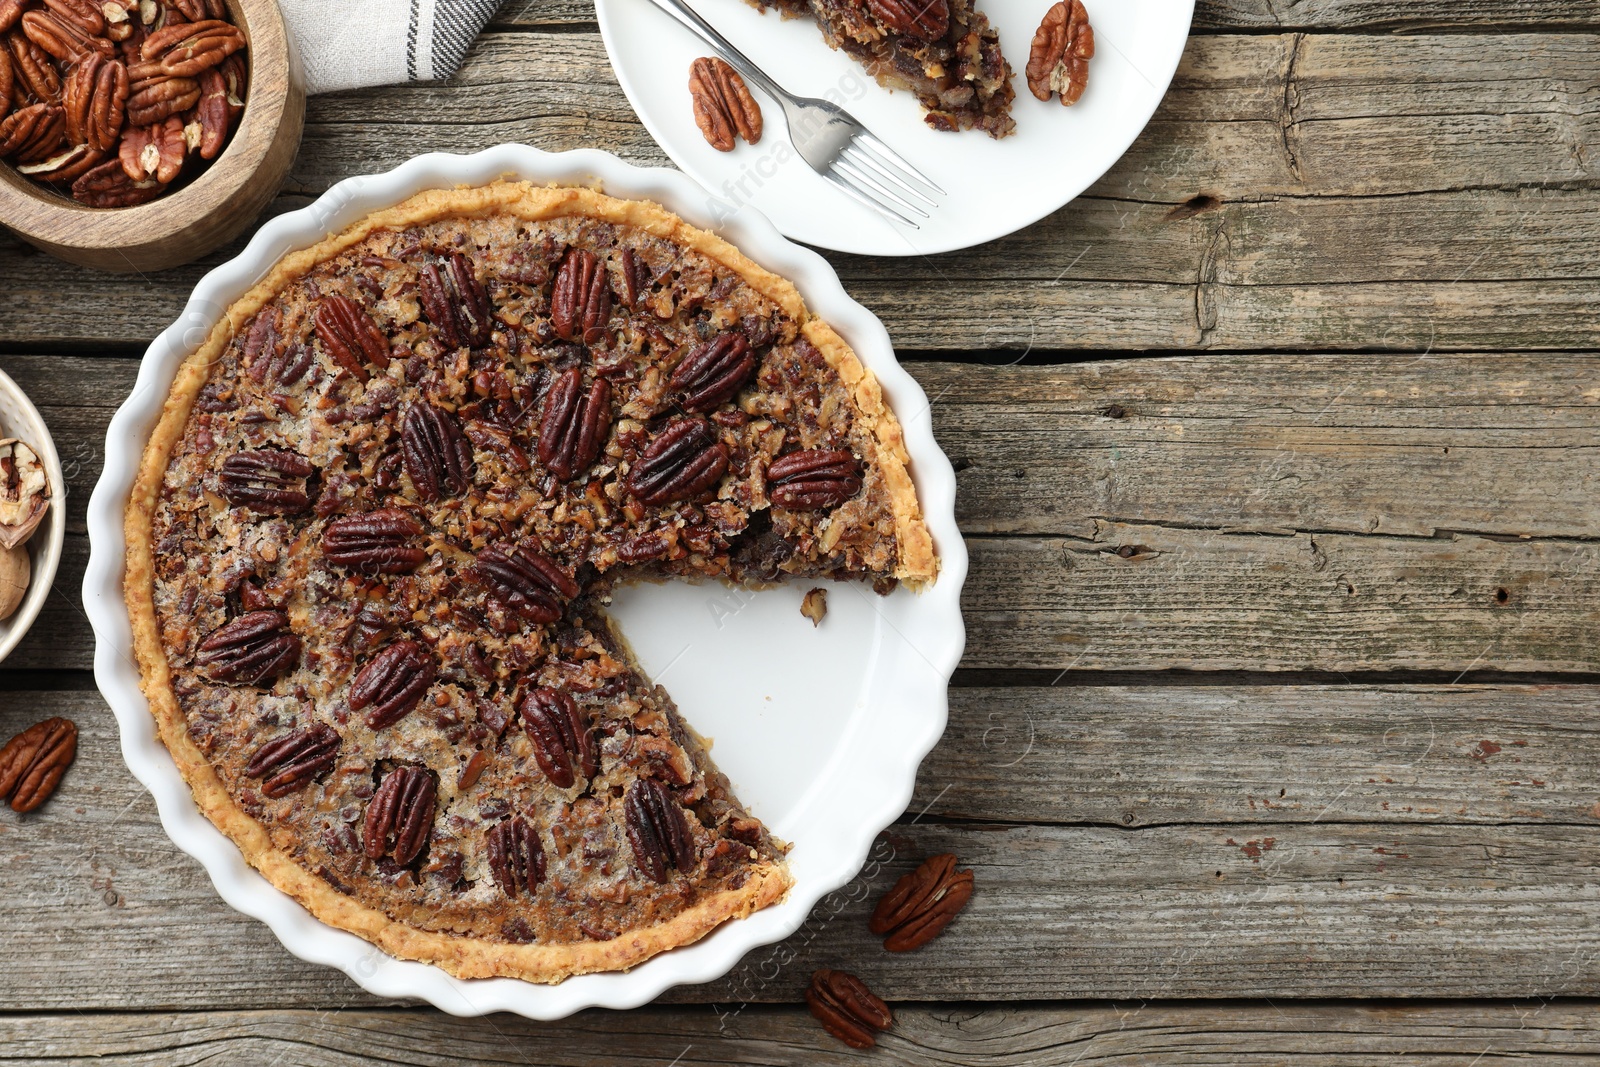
[124,181,936,983]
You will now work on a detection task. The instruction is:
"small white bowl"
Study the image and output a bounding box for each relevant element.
[83,145,967,1020]
[0,368,66,665]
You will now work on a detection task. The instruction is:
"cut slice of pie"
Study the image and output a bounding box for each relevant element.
[123,181,937,984]
[748,0,1016,138]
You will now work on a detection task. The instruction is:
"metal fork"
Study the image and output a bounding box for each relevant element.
[640,0,944,227]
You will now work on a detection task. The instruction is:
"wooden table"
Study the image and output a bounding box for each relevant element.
[4,1,1599,1062]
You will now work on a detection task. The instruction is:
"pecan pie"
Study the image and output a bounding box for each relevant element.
[124,181,937,983]
[747,0,1016,138]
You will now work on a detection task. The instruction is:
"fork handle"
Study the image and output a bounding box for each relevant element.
[637,0,791,105]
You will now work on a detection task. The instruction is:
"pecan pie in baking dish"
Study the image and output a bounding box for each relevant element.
[124,181,936,983]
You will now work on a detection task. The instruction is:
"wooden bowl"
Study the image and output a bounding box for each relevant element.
[0,0,305,273]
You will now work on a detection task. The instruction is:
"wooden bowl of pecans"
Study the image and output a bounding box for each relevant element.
[0,0,303,273]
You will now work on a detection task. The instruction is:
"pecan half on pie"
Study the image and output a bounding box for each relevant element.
[124,181,937,983]
[746,0,1016,138]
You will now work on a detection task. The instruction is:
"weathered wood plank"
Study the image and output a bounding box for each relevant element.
[917,684,1600,827]
[16,680,1600,829]
[9,691,1600,1006]
[492,0,1600,32]
[17,351,1600,541]
[7,354,1600,674]
[0,33,1595,351]
[7,1002,1600,1065]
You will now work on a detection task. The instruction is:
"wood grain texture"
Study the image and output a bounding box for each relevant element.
[6,353,1598,674]
[0,33,1594,348]
[492,0,1600,32]
[8,688,1600,1007]
[6,1002,1600,1065]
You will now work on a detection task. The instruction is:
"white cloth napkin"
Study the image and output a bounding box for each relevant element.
[277,0,506,95]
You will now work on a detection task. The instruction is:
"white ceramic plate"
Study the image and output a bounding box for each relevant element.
[82,145,967,1020]
[598,0,1193,256]
[0,367,66,665]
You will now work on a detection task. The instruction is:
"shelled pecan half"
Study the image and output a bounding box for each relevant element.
[550,248,612,345]
[869,852,974,951]
[418,250,492,350]
[62,51,127,152]
[1027,0,1094,106]
[218,449,315,514]
[321,509,428,575]
[401,402,474,501]
[766,449,861,510]
[866,0,948,41]
[625,777,696,883]
[536,366,611,481]
[469,540,579,624]
[688,56,761,152]
[487,815,546,897]
[626,417,729,506]
[349,640,437,730]
[805,969,893,1049]
[245,723,340,798]
[314,295,390,381]
[196,610,301,686]
[520,687,597,789]
[363,766,436,865]
[0,716,76,813]
[669,331,754,413]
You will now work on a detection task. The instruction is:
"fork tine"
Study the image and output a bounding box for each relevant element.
[832,157,931,220]
[840,145,937,208]
[853,131,946,196]
[823,170,921,229]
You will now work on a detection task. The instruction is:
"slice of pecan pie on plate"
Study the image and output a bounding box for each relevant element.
[747,0,1016,137]
[123,180,937,984]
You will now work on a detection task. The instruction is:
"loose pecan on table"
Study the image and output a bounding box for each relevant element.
[1027,0,1094,106]
[625,777,696,883]
[418,250,492,350]
[520,687,597,789]
[314,295,390,380]
[469,540,579,624]
[195,610,302,685]
[401,402,474,501]
[766,449,862,510]
[349,640,437,730]
[487,815,546,897]
[245,723,339,798]
[805,969,894,1049]
[626,417,729,507]
[688,56,761,153]
[321,509,428,575]
[0,716,77,813]
[668,332,754,413]
[363,765,436,865]
[869,852,974,951]
[549,248,612,345]
[536,366,611,481]
[218,448,315,514]
[865,0,949,41]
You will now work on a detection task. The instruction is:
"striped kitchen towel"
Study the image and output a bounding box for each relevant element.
[277,0,505,95]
